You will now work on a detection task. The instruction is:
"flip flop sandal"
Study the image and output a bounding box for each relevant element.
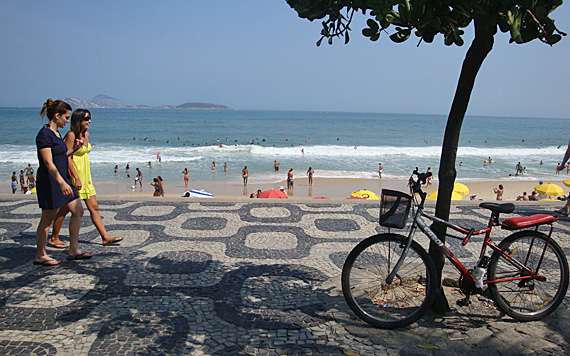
[33,259,61,266]
[103,237,123,246]
[47,243,69,249]
[67,252,93,261]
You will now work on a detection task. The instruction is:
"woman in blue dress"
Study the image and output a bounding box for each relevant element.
[34,99,92,266]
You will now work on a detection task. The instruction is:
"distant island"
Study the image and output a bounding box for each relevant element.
[60,95,231,110]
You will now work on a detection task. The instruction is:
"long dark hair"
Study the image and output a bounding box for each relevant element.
[70,109,91,139]
[39,99,72,121]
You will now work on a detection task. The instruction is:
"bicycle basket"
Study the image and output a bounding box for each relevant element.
[379,189,412,229]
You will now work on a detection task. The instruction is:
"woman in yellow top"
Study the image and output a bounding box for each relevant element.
[48,109,123,247]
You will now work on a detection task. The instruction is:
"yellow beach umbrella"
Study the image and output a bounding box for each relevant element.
[563,179,570,188]
[539,198,559,201]
[350,189,380,200]
[30,187,36,194]
[534,183,565,197]
[453,182,470,195]
[426,191,463,201]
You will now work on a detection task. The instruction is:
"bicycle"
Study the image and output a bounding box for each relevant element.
[342,168,569,329]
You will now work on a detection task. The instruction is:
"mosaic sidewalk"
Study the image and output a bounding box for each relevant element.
[0,199,569,355]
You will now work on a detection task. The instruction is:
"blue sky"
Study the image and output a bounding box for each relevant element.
[1,1,569,118]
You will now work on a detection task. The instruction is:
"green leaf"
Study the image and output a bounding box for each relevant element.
[362,28,376,37]
[371,32,380,41]
[547,34,562,45]
[316,37,324,47]
[508,8,523,43]
[389,28,411,43]
[367,18,379,31]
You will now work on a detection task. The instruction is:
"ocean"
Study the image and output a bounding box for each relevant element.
[1,107,568,189]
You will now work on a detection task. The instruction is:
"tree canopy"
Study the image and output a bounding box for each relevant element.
[287,0,565,47]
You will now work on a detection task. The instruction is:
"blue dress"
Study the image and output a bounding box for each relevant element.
[35,126,79,210]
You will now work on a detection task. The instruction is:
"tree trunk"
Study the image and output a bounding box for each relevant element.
[429,12,494,314]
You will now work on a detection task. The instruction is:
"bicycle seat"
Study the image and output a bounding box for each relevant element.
[479,202,515,214]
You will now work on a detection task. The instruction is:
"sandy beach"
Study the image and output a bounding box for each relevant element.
[3,176,569,203]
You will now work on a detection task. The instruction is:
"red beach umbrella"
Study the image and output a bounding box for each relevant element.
[313,197,331,199]
[347,197,366,200]
[257,189,288,199]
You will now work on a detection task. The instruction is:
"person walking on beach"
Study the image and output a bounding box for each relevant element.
[378,163,383,178]
[307,167,314,186]
[494,184,504,201]
[287,168,294,193]
[182,168,190,190]
[242,166,248,186]
[11,172,18,194]
[135,168,143,190]
[50,109,123,248]
[555,139,570,216]
[34,99,91,266]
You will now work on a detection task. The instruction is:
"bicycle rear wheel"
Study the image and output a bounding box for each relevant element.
[342,233,437,329]
[487,230,569,321]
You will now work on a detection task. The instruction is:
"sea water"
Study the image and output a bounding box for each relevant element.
[1,107,568,188]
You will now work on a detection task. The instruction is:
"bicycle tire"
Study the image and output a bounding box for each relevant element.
[342,233,437,329]
[487,230,569,321]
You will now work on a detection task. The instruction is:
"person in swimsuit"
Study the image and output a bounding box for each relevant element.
[50,109,123,248]
[151,177,161,196]
[242,166,248,186]
[307,167,314,186]
[34,99,91,266]
[494,184,504,201]
[182,168,189,190]
[11,172,18,194]
[378,163,383,178]
[555,139,570,216]
[287,168,294,193]
[19,170,25,192]
[157,176,165,196]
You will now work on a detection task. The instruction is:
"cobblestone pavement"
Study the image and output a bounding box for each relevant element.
[0,198,569,356]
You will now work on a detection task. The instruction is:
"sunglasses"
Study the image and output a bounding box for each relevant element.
[83,116,92,121]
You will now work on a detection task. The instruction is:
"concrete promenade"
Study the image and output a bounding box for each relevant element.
[0,197,569,355]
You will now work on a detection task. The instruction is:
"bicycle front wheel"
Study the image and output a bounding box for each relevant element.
[342,234,437,329]
[487,230,569,321]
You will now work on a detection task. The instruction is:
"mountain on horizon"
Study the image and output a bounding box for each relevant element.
[92,94,126,108]
[58,95,230,110]
[60,97,104,109]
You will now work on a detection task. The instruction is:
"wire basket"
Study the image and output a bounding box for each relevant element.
[379,189,412,229]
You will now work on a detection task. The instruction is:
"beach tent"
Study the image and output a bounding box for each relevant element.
[350,190,380,200]
[453,182,470,195]
[257,189,288,199]
[183,189,214,198]
[534,183,564,197]
[426,191,463,201]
